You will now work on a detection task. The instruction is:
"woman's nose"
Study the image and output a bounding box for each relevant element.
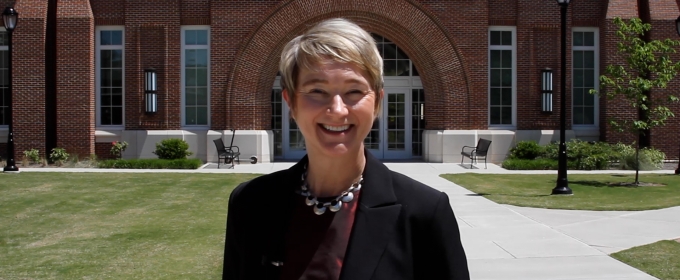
[329,94,348,115]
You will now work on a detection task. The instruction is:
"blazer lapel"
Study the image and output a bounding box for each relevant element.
[340,152,401,280]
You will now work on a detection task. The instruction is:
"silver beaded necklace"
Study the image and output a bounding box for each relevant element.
[299,166,363,215]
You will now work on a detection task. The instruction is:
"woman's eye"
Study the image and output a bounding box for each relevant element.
[348,90,364,95]
[309,89,325,94]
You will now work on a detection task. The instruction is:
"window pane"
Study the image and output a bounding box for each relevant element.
[501,50,512,68]
[501,88,512,106]
[574,107,583,124]
[501,31,512,45]
[186,107,196,125]
[501,107,512,124]
[196,49,208,67]
[186,50,196,67]
[490,31,501,45]
[186,88,196,106]
[111,31,122,45]
[101,108,112,125]
[573,51,583,68]
[573,88,583,106]
[0,32,7,46]
[384,43,396,59]
[196,30,208,45]
[412,64,419,76]
[502,69,512,87]
[584,106,594,124]
[490,88,501,105]
[397,60,410,76]
[584,32,594,46]
[101,91,111,106]
[197,107,208,125]
[196,88,208,105]
[101,50,112,68]
[101,31,111,45]
[185,30,197,45]
[584,51,594,68]
[573,32,583,46]
[490,107,500,124]
[197,69,208,87]
[112,69,123,87]
[377,43,384,58]
[384,60,396,76]
[111,50,123,68]
[112,107,123,125]
[396,47,408,59]
[186,69,196,86]
[490,50,501,68]
[573,69,583,87]
[584,70,594,87]
[584,92,594,106]
[111,94,123,106]
[101,69,111,87]
[490,69,501,87]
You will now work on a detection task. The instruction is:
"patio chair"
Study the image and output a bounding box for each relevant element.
[213,129,240,169]
[461,138,492,169]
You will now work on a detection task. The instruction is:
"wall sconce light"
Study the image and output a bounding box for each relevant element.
[145,68,157,113]
[541,68,553,113]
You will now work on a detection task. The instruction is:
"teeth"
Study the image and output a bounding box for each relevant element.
[322,124,350,132]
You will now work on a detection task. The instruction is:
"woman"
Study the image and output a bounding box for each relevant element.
[223,18,469,280]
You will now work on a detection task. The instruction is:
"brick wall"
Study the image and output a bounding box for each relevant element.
[6,0,680,160]
[12,0,47,160]
[56,0,95,158]
[94,142,116,160]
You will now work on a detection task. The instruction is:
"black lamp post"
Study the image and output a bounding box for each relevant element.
[2,7,18,173]
[552,0,573,194]
[675,16,680,175]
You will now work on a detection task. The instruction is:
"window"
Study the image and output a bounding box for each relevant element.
[373,34,419,77]
[271,88,282,157]
[0,30,8,127]
[411,89,425,156]
[96,27,125,127]
[573,28,599,126]
[488,27,516,126]
[181,26,210,127]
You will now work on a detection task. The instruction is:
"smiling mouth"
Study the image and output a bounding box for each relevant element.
[320,124,352,132]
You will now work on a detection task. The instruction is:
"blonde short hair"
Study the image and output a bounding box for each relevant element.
[279,18,384,113]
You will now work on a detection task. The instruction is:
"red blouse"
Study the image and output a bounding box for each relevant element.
[279,191,361,280]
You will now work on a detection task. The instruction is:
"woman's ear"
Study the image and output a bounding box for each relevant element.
[282,89,295,119]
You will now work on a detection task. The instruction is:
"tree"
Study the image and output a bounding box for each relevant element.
[591,17,680,184]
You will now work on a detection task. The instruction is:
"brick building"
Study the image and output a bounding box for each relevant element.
[1,0,680,163]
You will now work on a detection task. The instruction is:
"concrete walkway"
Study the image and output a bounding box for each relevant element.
[18,162,680,280]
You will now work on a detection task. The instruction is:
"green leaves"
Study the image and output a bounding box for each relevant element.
[592,17,680,135]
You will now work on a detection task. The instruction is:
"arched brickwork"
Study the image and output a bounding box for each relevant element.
[226,0,470,130]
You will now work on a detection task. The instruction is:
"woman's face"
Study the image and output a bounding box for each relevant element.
[283,59,381,158]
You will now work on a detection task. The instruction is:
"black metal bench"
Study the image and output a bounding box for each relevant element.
[461,138,492,169]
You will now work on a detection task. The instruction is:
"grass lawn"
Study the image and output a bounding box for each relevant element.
[441,173,680,210]
[611,240,680,280]
[0,172,260,279]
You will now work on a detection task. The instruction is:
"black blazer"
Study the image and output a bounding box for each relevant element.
[223,152,470,280]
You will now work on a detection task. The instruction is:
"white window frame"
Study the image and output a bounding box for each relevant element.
[572,27,599,128]
[95,26,125,129]
[0,27,8,129]
[488,26,517,128]
[181,25,211,128]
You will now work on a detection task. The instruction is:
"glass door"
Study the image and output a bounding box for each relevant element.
[282,102,307,159]
[366,88,411,159]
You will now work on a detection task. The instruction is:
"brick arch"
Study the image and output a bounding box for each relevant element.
[226,0,470,130]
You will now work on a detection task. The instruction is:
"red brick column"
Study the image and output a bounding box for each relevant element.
[12,0,47,160]
[56,0,95,158]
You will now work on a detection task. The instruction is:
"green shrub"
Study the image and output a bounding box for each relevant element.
[618,146,665,170]
[502,158,581,170]
[566,140,614,170]
[23,149,40,163]
[153,139,193,160]
[50,148,70,165]
[509,141,543,160]
[542,142,559,159]
[98,158,203,169]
